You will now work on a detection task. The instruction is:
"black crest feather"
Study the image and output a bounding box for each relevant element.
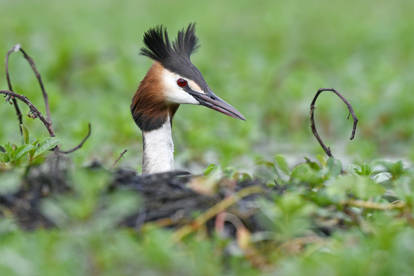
[140,23,199,62]
[139,23,209,92]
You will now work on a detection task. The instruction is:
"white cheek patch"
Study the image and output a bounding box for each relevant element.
[162,69,199,105]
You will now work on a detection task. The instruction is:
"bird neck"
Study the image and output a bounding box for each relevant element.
[141,115,174,174]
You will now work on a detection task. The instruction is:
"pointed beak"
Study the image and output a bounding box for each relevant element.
[189,90,246,120]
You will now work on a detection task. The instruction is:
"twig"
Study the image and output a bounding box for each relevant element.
[19,47,52,123]
[310,88,358,157]
[0,90,55,137]
[57,123,92,154]
[112,149,128,168]
[278,235,325,254]
[5,44,23,134]
[5,44,52,125]
[342,199,405,210]
[215,212,245,234]
[172,186,263,242]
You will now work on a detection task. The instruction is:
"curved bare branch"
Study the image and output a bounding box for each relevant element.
[310,88,358,157]
[58,123,92,154]
[5,44,52,131]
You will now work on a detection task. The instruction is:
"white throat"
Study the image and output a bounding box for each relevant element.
[141,116,174,174]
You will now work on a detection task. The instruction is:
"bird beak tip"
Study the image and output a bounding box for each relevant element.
[189,91,246,121]
[233,112,246,121]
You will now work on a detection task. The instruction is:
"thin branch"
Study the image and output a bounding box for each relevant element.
[342,199,405,210]
[5,44,23,134]
[310,88,358,158]
[5,44,52,129]
[19,47,52,123]
[112,149,128,168]
[57,123,92,154]
[0,90,55,137]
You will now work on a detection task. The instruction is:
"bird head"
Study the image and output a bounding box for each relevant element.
[131,23,245,131]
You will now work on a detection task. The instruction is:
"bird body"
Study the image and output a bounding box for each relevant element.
[131,24,245,174]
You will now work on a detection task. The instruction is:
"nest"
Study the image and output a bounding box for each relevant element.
[0,157,275,235]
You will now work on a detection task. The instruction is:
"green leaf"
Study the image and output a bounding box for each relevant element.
[290,163,325,185]
[326,175,385,201]
[305,157,321,171]
[383,160,405,179]
[327,158,342,177]
[223,166,236,178]
[14,144,35,161]
[233,172,252,181]
[33,137,59,158]
[0,153,7,163]
[0,145,8,163]
[204,164,218,176]
[22,124,30,144]
[354,163,373,176]
[316,154,327,167]
[259,193,316,240]
[274,154,289,174]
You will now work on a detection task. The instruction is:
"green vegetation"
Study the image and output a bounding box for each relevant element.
[1,0,414,275]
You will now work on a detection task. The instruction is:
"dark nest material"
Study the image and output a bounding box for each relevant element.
[110,168,271,234]
[0,158,274,234]
[0,155,70,230]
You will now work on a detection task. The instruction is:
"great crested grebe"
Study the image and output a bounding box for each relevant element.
[131,24,245,174]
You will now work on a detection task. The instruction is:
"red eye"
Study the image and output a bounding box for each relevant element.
[176,78,187,87]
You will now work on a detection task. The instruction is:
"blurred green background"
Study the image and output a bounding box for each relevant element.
[2,1,414,275]
[1,0,413,172]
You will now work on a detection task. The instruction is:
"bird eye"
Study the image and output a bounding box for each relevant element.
[176,78,188,87]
